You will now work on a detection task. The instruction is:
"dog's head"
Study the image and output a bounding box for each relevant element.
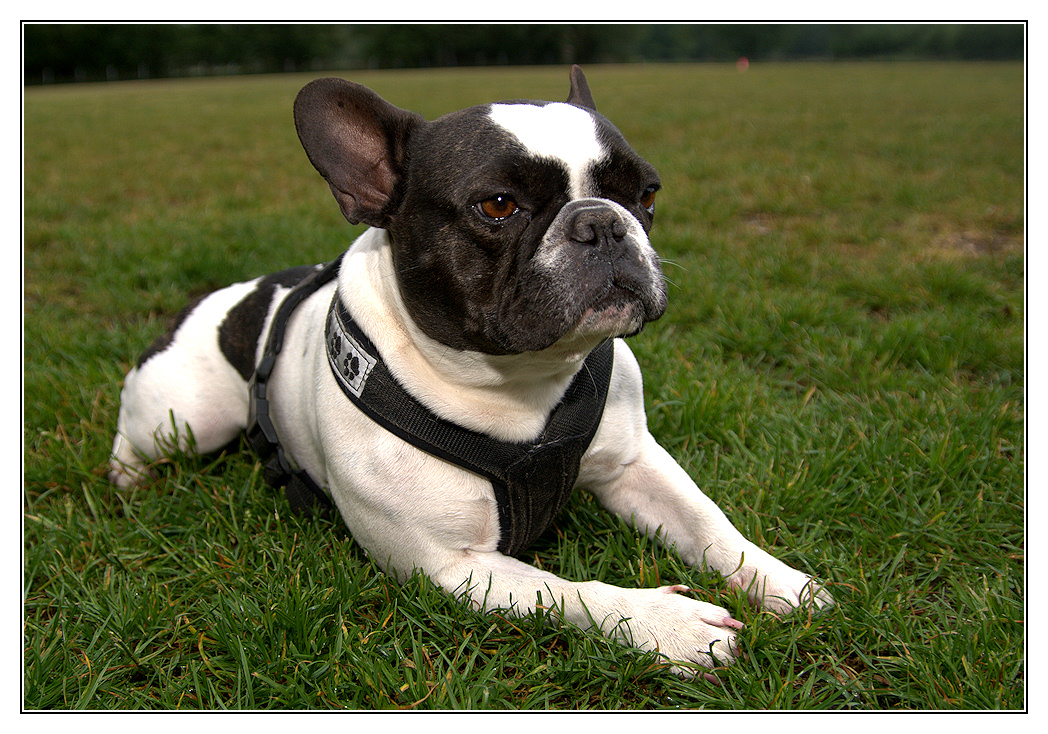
[294,66,667,355]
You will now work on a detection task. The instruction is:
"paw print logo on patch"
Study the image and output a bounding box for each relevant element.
[326,307,378,399]
[342,354,360,381]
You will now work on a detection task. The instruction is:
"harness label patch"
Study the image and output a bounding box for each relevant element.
[326,309,377,398]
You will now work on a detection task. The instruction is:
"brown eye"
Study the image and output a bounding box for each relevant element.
[640,186,658,213]
[478,195,518,220]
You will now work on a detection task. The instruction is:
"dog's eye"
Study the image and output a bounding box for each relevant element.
[477,195,519,221]
[640,186,658,214]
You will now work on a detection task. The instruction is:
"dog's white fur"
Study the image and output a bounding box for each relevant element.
[488,102,604,199]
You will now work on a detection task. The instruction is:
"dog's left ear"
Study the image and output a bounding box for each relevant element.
[294,78,424,228]
[566,65,597,111]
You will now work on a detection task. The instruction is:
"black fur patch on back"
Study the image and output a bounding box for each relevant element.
[137,293,208,369]
[218,266,319,381]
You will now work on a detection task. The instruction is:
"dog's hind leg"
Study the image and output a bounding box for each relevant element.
[108,281,264,487]
[108,361,249,487]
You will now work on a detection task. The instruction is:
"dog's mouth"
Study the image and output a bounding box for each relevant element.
[574,296,647,337]
[498,263,669,353]
[550,280,665,350]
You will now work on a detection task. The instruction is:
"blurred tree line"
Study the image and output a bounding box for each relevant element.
[24,23,1024,85]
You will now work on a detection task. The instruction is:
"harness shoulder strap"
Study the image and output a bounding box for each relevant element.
[246,255,344,515]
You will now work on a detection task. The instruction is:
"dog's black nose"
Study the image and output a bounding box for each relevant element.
[567,204,628,247]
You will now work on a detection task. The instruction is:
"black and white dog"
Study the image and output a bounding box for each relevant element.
[110,66,831,676]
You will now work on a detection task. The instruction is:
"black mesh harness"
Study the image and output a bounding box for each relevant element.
[246,255,615,557]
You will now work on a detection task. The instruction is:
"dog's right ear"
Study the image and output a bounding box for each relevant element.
[566,65,597,111]
[294,78,424,228]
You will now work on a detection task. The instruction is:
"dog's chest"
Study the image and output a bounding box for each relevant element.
[322,297,616,556]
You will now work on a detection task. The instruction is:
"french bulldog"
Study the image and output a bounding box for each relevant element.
[109,66,832,677]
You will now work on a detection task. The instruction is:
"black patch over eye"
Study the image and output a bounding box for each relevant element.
[477,195,519,221]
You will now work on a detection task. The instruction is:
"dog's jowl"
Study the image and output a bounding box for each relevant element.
[110,66,832,676]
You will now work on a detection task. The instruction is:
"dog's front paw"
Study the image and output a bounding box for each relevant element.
[726,546,834,615]
[610,585,743,677]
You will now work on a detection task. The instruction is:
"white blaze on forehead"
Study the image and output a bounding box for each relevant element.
[488,102,604,199]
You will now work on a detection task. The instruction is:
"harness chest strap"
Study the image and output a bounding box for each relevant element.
[248,257,615,557]
[326,299,614,556]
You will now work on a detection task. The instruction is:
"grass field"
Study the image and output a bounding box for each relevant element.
[23,62,1024,710]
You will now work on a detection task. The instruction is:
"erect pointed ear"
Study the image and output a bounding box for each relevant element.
[294,78,424,228]
[566,65,597,111]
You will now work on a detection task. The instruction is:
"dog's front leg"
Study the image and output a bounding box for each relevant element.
[322,442,742,674]
[588,432,833,615]
[427,549,743,675]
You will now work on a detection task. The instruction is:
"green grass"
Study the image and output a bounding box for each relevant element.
[23,62,1024,710]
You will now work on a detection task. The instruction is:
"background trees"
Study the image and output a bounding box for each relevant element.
[24,23,1024,85]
